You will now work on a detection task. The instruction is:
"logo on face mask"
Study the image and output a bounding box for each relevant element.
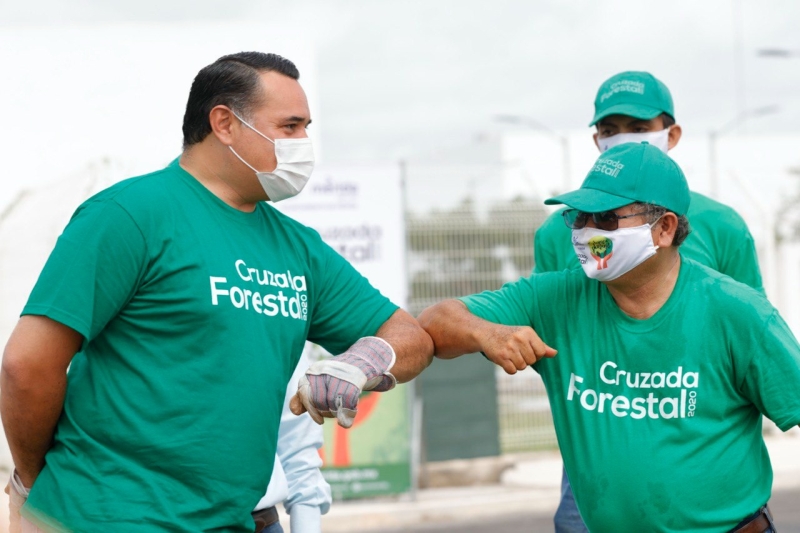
[588,236,613,269]
[572,224,659,282]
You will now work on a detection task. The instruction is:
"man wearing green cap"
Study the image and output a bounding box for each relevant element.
[534,71,762,290]
[534,71,764,532]
[418,143,799,532]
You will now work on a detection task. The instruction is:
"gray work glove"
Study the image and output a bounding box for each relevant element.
[291,337,396,428]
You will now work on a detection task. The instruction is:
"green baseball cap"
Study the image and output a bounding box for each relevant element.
[544,143,690,215]
[589,71,674,126]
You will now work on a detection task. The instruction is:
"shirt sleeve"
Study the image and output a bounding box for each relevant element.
[290,504,322,532]
[278,350,332,522]
[459,276,537,328]
[307,239,398,355]
[717,220,764,294]
[21,198,147,341]
[693,201,765,293]
[738,311,800,431]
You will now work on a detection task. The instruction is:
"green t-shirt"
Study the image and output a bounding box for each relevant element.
[533,191,764,292]
[461,260,800,532]
[21,162,397,532]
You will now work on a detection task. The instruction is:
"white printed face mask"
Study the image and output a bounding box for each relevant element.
[229,113,315,202]
[598,127,670,154]
[572,223,659,282]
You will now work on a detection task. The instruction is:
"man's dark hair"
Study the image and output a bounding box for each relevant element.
[182,52,299,148]
[660,112,676,128]
[633,202,690,247]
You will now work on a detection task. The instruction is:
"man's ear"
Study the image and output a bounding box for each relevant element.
[653,212,679,247]
[593,131,600,151]
[208,105,237,146]
[667,124,682,151]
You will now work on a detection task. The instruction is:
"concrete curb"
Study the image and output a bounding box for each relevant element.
[316,430,800,532]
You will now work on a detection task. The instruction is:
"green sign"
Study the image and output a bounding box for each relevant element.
[323,463,411,499]
[319,382,411,499]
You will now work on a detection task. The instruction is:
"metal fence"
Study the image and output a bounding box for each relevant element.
[496,367,557,452]
[405,187,558,452]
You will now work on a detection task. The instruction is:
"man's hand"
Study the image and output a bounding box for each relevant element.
[290,337,396,428]
[478,324,557,374]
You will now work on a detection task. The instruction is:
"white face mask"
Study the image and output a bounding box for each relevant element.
[229,113,315,202]
[572,223,659,282]
[598,127,670,153]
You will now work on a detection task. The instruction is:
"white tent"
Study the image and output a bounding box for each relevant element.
[0,159,129,470]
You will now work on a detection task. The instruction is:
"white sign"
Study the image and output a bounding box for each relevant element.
[277,163,407,308]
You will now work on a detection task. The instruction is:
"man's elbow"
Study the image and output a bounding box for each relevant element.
[417,299,465,354]
[409,315,433,357]
[410,321,434,365]
[1,344,41,392]
[416,300,449,333]
[378,309,434,381]
[1,317,82,391]
[397,316,434,372]
[381,309,433,352]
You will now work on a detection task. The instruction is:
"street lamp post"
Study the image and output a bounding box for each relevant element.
[494,114,571,193]
[757,48,800,58]
[708,105,779,198]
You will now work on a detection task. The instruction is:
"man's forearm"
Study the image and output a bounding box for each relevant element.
[374,309,434,383]
[1,369,67,487]
[418,300,557,374]
[416,299,488,358]
[1,316,81,488]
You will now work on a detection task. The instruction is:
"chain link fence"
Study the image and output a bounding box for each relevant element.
[496,367,557,452]
[404,163,558,452]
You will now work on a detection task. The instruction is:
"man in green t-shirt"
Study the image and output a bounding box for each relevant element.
[534,71,764,532]
[0,52,433,532]
[419,143,799,532]
[535,71,762,291]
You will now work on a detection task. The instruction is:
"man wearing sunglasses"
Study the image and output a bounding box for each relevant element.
[418,142,798,533]
[535,71,762,291]
[533,71,764,533]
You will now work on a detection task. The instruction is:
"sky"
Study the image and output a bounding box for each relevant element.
[1,0,800,210]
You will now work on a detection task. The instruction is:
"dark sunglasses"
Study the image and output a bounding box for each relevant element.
[562,208,648,231]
